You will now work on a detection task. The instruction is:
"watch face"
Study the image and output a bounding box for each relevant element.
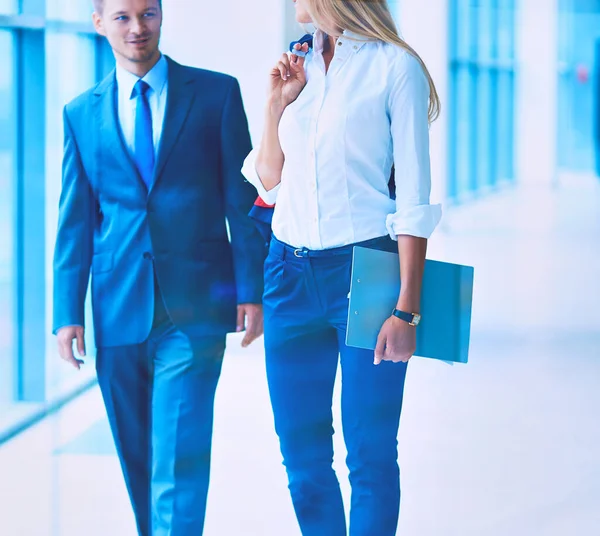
[412,314,421,326]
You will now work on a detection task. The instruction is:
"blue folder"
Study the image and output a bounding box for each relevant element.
[346,246,474,364]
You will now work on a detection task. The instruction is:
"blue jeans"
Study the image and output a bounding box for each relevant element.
[96,318,225,536]
[263,236,408,536]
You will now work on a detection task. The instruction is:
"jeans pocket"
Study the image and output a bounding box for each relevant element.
[263,252,285,302]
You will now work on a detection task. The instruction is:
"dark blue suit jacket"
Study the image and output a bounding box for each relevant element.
[52,56,265,347]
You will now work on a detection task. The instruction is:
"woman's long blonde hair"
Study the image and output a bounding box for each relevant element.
[305,0,440,123]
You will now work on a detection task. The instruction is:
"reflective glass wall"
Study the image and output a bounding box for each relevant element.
[0,30,16,411]
[557,0,600,174]
[0,4,112,437]
[45,32,98,397]
[448,0,517,202]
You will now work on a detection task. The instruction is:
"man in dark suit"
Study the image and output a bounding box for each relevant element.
[52,0,265,534]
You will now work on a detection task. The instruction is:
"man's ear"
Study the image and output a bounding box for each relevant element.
[92,12,106,36]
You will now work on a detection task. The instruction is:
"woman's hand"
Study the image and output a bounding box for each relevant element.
[374,316,416,365]
[269,42,309,113]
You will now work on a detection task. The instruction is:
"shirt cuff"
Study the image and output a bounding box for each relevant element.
[52,323,84,335]
[241,149,280,205]
[385,203,442,240]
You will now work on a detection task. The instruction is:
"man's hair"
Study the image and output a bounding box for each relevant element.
[93,0,162,14]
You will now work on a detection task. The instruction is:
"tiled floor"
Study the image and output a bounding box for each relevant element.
[1,178,599,536]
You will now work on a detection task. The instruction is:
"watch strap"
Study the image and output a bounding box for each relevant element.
[392,308,414,323]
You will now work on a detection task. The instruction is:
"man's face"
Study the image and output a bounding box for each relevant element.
[93,0,162,66]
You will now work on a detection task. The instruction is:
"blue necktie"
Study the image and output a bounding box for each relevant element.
[132,79,154,189]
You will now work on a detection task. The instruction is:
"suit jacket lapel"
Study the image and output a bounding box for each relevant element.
[151,57,196,192]
[93,71,147,193]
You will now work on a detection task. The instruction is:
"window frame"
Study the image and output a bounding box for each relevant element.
[0,5,110,409]
[447,0,517,204]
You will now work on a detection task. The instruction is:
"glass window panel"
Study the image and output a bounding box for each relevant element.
[487,70,499,187]
[447,65,459,200]
[496,70,515,182]
[557,0,600,172]
[466,69,478,193]
[46,0,94,22]
[497,0,516,62]
[0,30,15,409]
[476,70,493,189]
[0,0,17,15]
[476,2,494,62]
[455,65,473,196]
[45,32,96,396]
[449,0,516,199]
[455,0,473,60]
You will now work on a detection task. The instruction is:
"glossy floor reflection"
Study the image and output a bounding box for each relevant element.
[1,178,599,536]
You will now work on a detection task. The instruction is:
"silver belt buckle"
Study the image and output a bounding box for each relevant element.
[293,248,303,258]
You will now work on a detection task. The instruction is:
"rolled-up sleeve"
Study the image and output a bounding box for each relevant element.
[241,148,280,205]
[385,52,442,240]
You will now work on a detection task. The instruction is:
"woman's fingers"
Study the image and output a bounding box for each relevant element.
[277,61,289,80]
[290,43,309,67]
[274,44,308,82]
[277,53,292,80]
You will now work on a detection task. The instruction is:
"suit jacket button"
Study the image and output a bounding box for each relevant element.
[143,252,153,260]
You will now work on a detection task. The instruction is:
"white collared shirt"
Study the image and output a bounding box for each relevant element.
[242,30,442,249]
[115,54,169,157]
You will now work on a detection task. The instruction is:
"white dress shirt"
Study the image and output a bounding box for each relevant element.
[115,54,169,156]
[242,30,442,250]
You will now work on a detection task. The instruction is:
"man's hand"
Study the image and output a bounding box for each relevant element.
[236,304,264,348]
[374,316,416,365]
[57,326,86,370]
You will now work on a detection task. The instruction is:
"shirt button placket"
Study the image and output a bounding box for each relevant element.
[311,76,328,247]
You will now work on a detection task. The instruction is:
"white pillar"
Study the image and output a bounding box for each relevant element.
[515,0,558,185]
[398,0,449,205]
[160,1,287,144]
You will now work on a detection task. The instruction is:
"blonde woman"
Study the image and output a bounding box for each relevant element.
[242,0,441,534]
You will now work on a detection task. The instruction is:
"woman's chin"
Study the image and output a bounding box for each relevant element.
[295,13,313,24]
[297,20,316,33]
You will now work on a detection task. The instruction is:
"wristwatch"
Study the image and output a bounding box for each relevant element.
[392,308,421,327]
